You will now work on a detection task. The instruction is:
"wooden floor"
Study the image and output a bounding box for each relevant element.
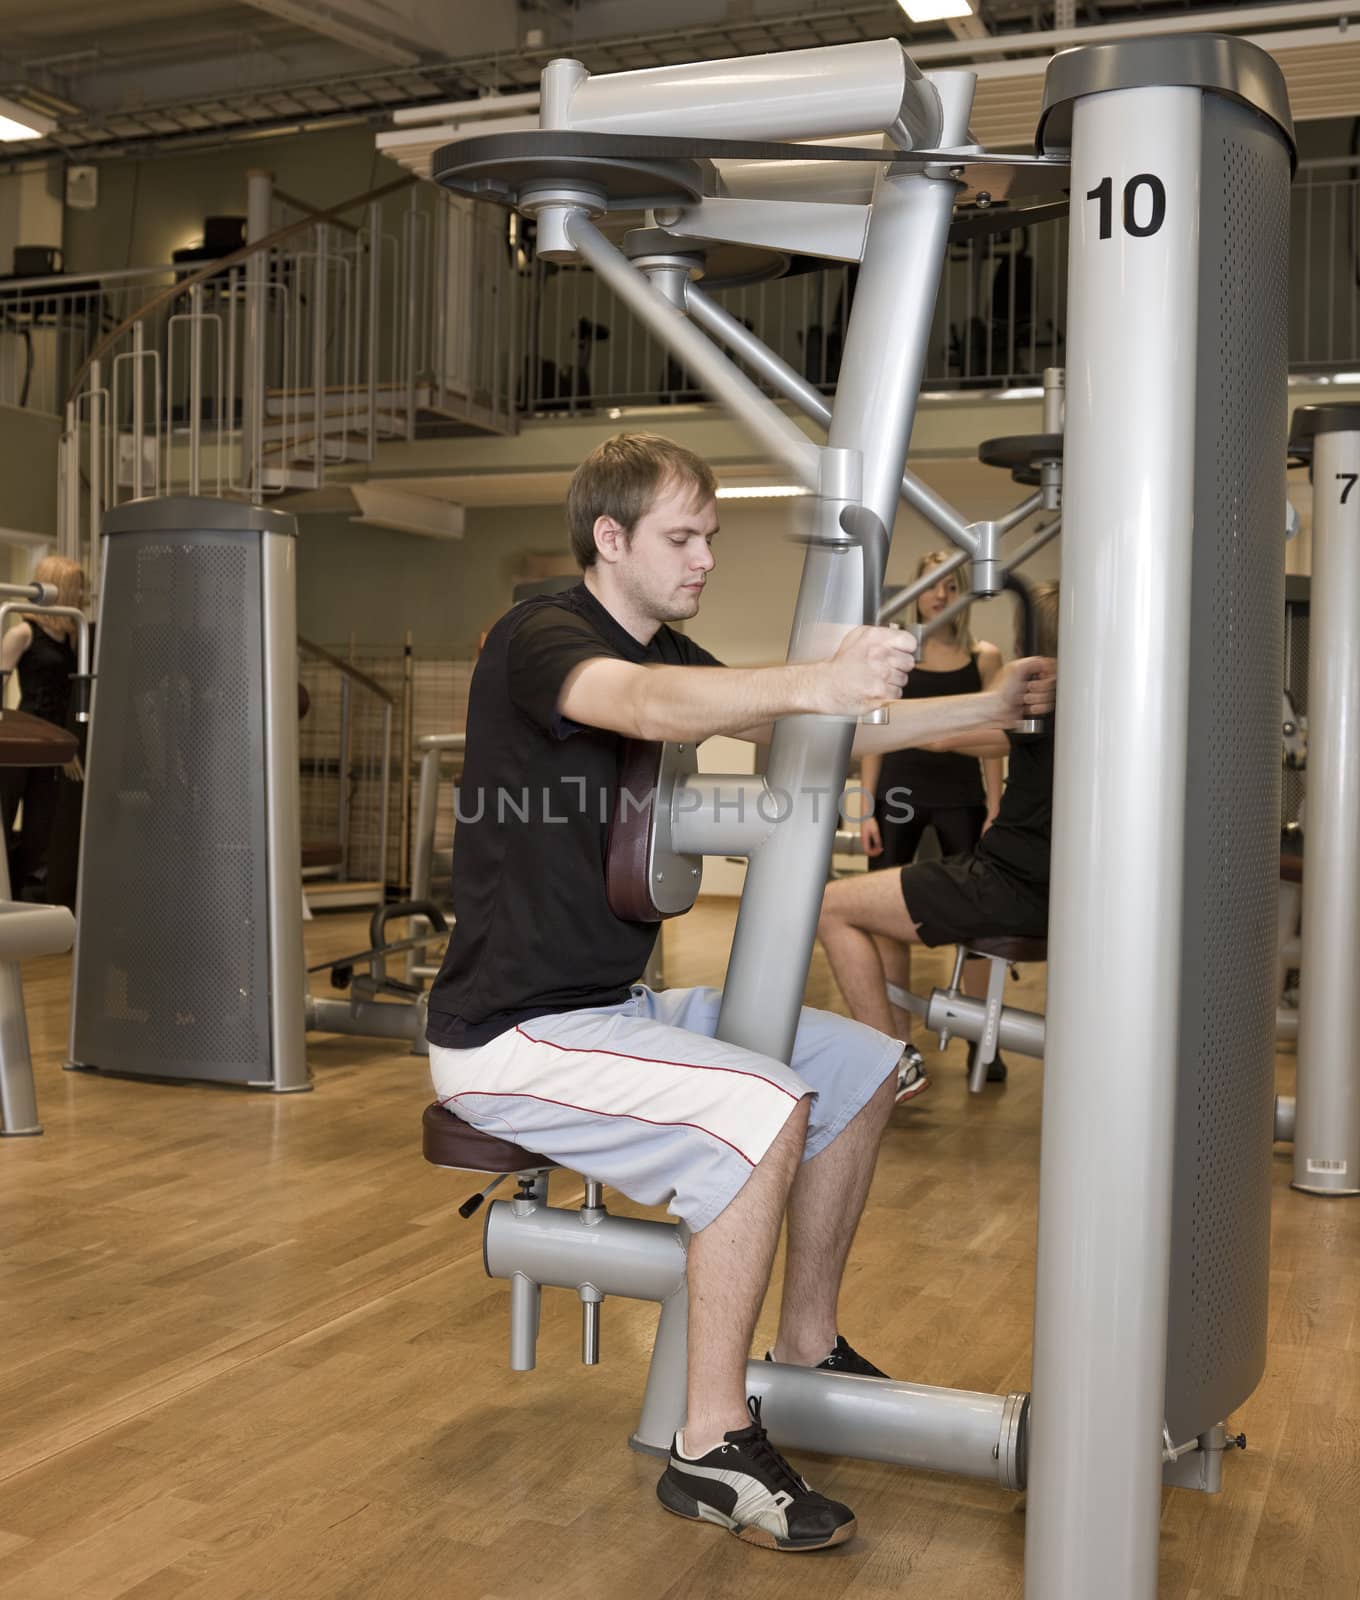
[0,902,1355,1600]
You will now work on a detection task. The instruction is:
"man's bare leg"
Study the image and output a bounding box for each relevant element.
[683,1096,810,1455]
[877,933,915,1040]
[817,872,923,1035]
[770,1069,897,1365]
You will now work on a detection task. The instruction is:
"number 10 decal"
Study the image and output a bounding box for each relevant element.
[1086,174,1168,240]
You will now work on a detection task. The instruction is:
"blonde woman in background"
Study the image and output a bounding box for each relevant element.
[857,551,1005,1095]
[0,555,86,898]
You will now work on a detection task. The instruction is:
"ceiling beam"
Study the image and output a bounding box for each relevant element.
[239,0,425,69]
[908,0,1359,60]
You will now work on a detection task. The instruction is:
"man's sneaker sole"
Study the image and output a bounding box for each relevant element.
[656,1472,857,1551]
[893,1069,930,1105]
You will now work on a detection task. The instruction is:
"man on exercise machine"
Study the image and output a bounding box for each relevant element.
[426,433,1054,1552]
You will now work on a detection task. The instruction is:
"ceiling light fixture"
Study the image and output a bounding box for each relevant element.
[0,96,54,141]
[715,485,813,499]
[896,0,976,23]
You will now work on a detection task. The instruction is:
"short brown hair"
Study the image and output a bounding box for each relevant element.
[566,433,717,569]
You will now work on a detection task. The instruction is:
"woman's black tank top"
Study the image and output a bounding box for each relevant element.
[17,626,76,727]
[875,650,985,810]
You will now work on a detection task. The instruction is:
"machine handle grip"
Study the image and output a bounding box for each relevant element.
[1003,573,1046,741]
[839,504,892,727]
[70,674,93,724]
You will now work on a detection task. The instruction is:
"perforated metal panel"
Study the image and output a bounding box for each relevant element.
[1164,97,1291,1440]
[70,525,272,1082]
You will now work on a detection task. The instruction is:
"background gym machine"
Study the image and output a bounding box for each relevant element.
[68,497,310,1091]
[0,577,88,1134]
[1272,404,1360,1194]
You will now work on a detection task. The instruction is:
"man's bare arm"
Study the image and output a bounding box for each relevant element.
[559,657,822,742]
[915,726,1013,758]
[556,624,918,742]
[728,656,1056,754]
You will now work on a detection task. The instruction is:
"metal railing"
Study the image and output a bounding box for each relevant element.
[407,731,466,980]
[56,171,521,581]
[524,173,1360,410]
[42,161,1358,555]
[0,264,177,418]
[523,217,1070,409]
[1290,166,1360,374]
[298,636,395,906]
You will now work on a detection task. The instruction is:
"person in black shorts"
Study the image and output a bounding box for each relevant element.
[425,433,1054,1553]
[819,584,1058,1074]
[859,551,1005,1090]
[0,555,86,899]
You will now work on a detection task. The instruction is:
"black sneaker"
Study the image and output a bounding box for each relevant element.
[656,1397,857,1551]
[966,1042,1008,1083]
[763,1336,888,1379]
[813,1335,889,1378]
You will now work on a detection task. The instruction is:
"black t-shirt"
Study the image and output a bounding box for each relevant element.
[876,652,985,810]
[974,727,1053,887]
[426,583,721,1049]
[18,627,76,727]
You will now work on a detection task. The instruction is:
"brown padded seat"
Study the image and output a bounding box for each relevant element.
[0,711,77,769]
[967,934,1049,963]
[422,1101,556,1172]
[1280,853,1304,885]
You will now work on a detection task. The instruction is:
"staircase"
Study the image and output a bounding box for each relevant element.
[57,171,520,570]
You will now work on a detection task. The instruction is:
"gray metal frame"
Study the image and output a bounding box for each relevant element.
[1291,413,1360,1194]
[719,72,975,1060]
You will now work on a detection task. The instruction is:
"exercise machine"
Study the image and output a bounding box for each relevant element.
[420,33,1291,1600]
[1272,405,1360,1191]
[68,497,311,1091]
[0,577,88,1134]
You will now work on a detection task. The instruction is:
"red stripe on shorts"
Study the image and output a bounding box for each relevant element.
[445,1089,762,1166]
[512,1025,801,1103]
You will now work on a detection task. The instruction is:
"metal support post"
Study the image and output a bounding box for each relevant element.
[1293,413,1360,1194]
[366,199,380,455]
[188,286,204,496]
[131,321,145,499]
[716,69,975,1062]
[1028,82,1204,1600]
[61,401,78,560]
[0,850,42,1135]
[312,222,328,466]
[88,359,103,540]
[261,530,310,1092]
[244,170,272,500]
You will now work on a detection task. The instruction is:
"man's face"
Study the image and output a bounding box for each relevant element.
[606,476,719,623]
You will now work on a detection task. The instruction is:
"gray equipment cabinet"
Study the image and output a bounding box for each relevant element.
[69,496,309,1092]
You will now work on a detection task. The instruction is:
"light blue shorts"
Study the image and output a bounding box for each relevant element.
[427,985,901,1233]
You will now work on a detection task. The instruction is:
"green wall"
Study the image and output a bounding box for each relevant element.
[0,403,60,540]
[62,127,409,275]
